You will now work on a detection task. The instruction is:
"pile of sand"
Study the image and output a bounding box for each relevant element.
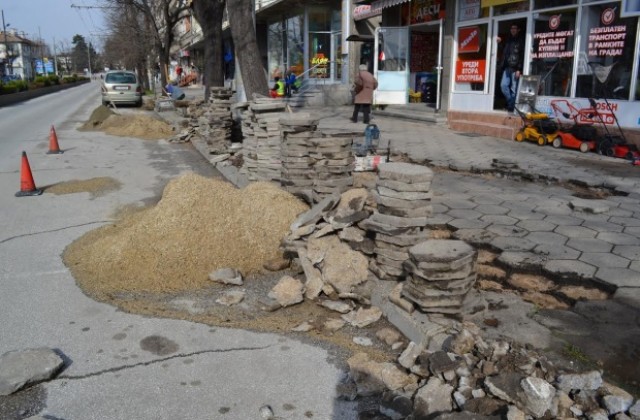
[79,105,174,140]
[63,173,309,297]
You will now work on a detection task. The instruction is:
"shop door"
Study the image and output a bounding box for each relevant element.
[410,20,444,110]
[374,27,410,105]
[490,16,528,111]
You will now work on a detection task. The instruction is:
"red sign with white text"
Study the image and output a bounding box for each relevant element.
[458,26,481,53]
[455,59,486,82]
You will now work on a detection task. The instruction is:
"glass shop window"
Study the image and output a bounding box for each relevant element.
[575,2,638,100]
[454,24,488,92]
[529,10,576,97]
[268,21,285,79]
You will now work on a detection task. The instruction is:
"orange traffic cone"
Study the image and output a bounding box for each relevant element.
[15,151,43,197]
[47,125,63,154]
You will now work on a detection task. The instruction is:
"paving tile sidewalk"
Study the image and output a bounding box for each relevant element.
[165,94,640,308]
[315,106,640,307]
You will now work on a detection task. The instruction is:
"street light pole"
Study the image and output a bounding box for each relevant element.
[2,9,9,76]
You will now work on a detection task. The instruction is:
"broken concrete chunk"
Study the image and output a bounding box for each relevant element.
[215,290,246,306]
[268,275,305,307]
[321,299,355,314]
[569,198,610,214]
[0,348,65,396]
[556,370,603,392]
[342,306,383,328]
[290,193,340,231]
[208,267,243,286]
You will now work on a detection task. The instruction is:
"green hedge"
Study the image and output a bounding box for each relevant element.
[0,75,87,95]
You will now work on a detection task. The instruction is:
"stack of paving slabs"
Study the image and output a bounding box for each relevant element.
[360,162,433,280]
[194,87,234,154]
[402,239,477,315]
[279,114,319,196]
[241,98,287,181]
[311,130,358,203]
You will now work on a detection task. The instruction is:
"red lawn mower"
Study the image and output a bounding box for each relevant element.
[549,99,597,153]
[588,62,640,161]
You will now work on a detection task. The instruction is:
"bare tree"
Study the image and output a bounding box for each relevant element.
[227,0,269,98]
[190,0,224,101]
[103,3,154,89]
[107,0,190,87]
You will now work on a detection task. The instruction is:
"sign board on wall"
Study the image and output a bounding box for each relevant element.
[458,0,480,22]
[458,26,481,53]
[455,59,486,82]
[410,0,446,24]
[531,15,575,59]
[537,97,640,128]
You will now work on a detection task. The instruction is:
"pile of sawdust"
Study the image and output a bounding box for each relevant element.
[100,114,175,139]
[46,177,121,198]
[78,105,174,139]
[63,173,308,297]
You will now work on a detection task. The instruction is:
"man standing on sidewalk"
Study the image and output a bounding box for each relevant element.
[351,64,378,124]
[498,23,525,113]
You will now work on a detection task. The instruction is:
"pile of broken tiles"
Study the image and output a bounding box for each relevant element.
[403,239,478,314]
[240,98,287,181]
[361,162,434,281]
[311,131,357,203]
[279,114,319,196]
[180,87,234,153]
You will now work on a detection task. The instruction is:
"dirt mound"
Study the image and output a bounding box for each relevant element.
[100,114,175,140]
[79,105,175,140]
[80,105,115,130]
[63,173,309,297]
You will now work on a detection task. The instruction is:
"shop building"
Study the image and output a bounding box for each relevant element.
[368,0,640,140]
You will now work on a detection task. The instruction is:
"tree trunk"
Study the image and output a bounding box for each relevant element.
[191,0,225,101]
[227,0,269,98]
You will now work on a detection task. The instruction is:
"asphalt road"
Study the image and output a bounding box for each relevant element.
[0,82,356,420]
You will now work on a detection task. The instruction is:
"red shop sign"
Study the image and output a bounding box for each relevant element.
[458,26,481,53]
[455,59,486,82]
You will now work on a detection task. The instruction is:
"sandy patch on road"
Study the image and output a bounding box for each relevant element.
[46,177,121,198]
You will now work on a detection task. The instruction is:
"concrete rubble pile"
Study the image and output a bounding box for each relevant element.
[403,240,478,315]
[175,87,234,153]
[344,323,640,420]
[240,99,287,182]
[279,114,319,197]
[361,162,434,282]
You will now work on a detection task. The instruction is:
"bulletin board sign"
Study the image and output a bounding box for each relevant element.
[410,0,446,24]
[455,59,486,82]
[458,0,480,22]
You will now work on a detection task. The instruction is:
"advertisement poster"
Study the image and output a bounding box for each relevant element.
[455,59,485,82]
[458,0,480,22]
[531,15,575,59]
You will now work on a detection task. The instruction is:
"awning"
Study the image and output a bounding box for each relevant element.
[346,34,375,42]
[371,0,411,10]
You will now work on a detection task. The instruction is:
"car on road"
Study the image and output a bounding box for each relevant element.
[101,70,142,107]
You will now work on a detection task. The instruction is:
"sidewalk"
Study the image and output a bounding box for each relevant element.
[172,91,640,308]
[317,106,640,306]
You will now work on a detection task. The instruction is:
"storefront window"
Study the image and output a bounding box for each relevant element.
[530,10,576,97]
[286,15,304,75]
[378,29,409,72]
[310,32,331,78]
[575,2,638,100]
[268,21,285,78]
[454,24,488,92]
[309,6,341,32]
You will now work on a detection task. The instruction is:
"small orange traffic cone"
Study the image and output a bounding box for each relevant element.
[47,125,63,154]
[15,151,43,197]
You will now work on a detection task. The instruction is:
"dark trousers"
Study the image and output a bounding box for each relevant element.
[352,104,371,123]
